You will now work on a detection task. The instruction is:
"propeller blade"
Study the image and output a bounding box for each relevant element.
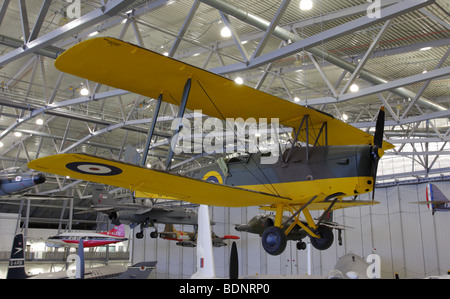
[371,106,386,203]
[373,106,385,148]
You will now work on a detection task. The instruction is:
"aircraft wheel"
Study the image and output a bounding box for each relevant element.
[310,226,334,250]
[261,226,286,256]
[136,231,144,239]
[296,241,307,250]
[150,231,158,238]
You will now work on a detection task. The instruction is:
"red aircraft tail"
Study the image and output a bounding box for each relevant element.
[100,224,125,238]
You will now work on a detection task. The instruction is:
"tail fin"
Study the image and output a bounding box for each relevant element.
[7,234,28,279]
[426,183,434,212]
[76,239,85,279]
[427,184,450,215]
[101,224,125,238]
[191,205,216,279]
[91,184,116,206]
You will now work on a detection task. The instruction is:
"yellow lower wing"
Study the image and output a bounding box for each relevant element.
[27,154,290,208]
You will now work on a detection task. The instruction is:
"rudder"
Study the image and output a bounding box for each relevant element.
[7,234,28,279]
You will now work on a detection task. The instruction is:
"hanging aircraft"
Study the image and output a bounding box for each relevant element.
[235,212,349,251]
[159,223,239,248]
[89,184,198,239]
[7,233,156,279]
[45,224,127,248]
[0,167,46,198]
[28,37,394,256]
[412,183,450,215]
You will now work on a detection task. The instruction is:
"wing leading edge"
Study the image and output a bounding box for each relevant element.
[55,37,393,150]
[27,153,290,208]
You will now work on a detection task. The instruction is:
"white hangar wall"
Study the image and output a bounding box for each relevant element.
[130,180,450,279]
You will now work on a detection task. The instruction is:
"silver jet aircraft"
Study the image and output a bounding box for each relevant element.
[90,184,198,239]
[0,167,46,197]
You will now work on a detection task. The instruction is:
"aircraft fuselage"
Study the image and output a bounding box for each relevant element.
[186,145,375,202]
[0,172,46,196]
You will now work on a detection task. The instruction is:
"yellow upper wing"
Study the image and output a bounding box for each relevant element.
[27,153,290,208]
[55,37,393,150]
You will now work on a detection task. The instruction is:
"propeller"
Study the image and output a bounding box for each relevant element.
[370,107,385,202]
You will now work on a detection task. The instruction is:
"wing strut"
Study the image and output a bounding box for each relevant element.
[166,78,192,170]
[141,94,163,167]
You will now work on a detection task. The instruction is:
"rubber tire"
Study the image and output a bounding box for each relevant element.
[296,241,307,250]
[261,226,287,256]
[310,226,334,250]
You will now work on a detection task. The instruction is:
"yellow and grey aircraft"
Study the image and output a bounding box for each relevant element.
[28,37,394,256]
[235,212,349,251]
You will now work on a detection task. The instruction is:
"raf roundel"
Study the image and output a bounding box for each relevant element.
[66,162,122,176]
[202,171,223,184]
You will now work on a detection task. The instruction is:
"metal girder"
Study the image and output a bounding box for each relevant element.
[250,0,290,60]
[208,0,433,71]
[339,20,393,96]
[200,0,445,112]
[0,0,138,66]
[303,66,450,106]
[168,0,200,58]
[28,0,52,43]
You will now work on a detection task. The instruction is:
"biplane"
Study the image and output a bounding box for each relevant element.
[28,37,394,255]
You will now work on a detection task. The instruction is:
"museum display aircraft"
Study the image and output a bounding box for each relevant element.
[28,37,394,256]
[159,223,239,248]
[45,224,127,248]
[7,233,156,279]
[412,183,450,215]
[89,184,198,239]
[235,212,349,251]
[0,167,46,198]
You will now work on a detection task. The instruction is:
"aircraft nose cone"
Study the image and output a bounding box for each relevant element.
[33,173,46,185]
[235,225,248,232]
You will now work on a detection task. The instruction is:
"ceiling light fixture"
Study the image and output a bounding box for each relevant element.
[350,84,359,92]
[300,0,313,11]
[342,113,349,121]
[80,87,89,96]
[36,118,44,125]
[221,26,232,38]
[234,77,243,84]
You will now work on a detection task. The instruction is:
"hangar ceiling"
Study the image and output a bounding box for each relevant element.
[0,0,448,227]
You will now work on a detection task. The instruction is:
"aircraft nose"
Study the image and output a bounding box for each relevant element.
[235,225,248,232]
[33,173,46,185]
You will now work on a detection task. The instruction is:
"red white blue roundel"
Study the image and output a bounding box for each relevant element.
[66,162,122,176]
